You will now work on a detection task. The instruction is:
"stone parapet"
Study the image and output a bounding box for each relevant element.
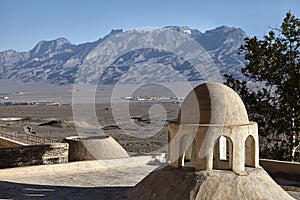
[0,143,69,169]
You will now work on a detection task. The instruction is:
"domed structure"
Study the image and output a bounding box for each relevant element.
[178,82,249,125]
[126,82,293,200]
[64,135,129,162]
[168,82,259,174]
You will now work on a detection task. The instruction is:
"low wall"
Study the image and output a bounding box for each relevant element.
[260,159,300,183]
[0,136,25,147]
[0,130,57,145]
[0,143,69,169]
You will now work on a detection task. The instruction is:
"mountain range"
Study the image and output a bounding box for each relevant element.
[0,26,247,85]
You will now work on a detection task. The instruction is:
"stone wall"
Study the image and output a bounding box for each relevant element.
[0,143,69,169]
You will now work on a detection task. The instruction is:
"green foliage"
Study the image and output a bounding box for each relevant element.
[225,12,300,162]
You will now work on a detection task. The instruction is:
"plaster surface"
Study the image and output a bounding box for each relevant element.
[0,154,166,200]
[0,154,299,200]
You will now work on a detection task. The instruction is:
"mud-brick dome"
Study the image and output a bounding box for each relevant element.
[178,82,249,125]
[64,135,129,162]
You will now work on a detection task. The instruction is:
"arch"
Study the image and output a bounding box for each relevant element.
[213,136,233,170]
[245,135,256,167]
[219,136,228,160]
[179,134,195,167]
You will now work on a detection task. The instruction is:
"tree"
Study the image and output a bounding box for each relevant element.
[225,12,300,162]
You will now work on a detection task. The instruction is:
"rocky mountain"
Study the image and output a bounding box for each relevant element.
[0,26,247,85]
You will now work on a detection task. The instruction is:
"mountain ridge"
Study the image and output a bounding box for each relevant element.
[0,26,247,85]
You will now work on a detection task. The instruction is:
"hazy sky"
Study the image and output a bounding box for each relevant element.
[0,0,299,52]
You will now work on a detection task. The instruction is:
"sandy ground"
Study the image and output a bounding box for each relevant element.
[0,102,179,153]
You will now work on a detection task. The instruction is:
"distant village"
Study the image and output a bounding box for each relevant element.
[0,101,61,106]
[0,91,183,106]
[122,96,183,103]
[0,92,61,106]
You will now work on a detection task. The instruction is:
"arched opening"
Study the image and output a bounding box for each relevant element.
[179,135,195,167]
[213,136,233,170]
[245,135,256,167]
[219,136,228,161]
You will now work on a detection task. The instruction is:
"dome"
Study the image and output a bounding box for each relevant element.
[178,82,249,125]
[64,135,129,162]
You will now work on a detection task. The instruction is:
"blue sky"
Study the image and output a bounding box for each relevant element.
[0,0,299,52]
